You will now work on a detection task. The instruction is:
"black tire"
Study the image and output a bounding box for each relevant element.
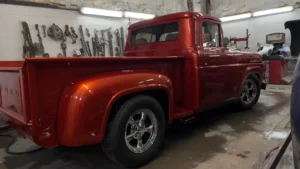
[102,95,166,168]
[238,75,261,110]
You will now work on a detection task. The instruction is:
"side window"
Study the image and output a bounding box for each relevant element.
[202,22,220,47]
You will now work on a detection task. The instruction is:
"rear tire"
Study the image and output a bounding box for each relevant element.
[102,95,166,168]
[238,75,261,110]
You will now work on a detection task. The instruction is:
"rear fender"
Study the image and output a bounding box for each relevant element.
[56,72,173,147]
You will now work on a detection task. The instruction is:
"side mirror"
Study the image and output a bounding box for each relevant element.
[223,37,229,47]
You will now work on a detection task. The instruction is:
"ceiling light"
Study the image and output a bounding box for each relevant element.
[253,6,294,17]
[80,7,123,18]
[124,12,155,19]
[220,13,252,22]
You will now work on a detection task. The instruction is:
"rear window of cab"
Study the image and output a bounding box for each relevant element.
[130,22,179,45]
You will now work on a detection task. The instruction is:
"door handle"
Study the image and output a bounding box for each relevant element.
[204,53,220,57]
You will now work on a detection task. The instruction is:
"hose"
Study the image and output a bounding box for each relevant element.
[0,125,43,155]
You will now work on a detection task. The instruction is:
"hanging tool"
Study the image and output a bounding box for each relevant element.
[114,29,121,56]
[94,30,100,56]
[95,28,111,57]
[92,37,97,56]
[79,25,89,56]
[86,41,92,57]
[86,28,90,37]
[64,25,71,37]
[42,25,46,37]
[120,27,125,55]
[35,24,49,57]
[61,37,67,57]
[100,30,106,56]
[107,29,114,56]
[70,26,78,44]
[21,21,35,58]
[114,47,120,56]
[47,23,64,40]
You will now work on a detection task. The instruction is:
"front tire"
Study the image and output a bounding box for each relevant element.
[238,75,261,109]
[102,95,166,168]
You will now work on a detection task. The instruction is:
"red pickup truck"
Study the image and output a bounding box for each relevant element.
[0,12,266,167]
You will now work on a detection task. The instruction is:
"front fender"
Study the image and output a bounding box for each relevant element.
[236,66,263,97]
[56,72,173,147]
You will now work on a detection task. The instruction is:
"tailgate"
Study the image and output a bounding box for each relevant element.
[0,61,28,127]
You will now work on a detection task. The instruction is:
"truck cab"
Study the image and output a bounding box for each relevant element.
[126,12,265,112]
[0,12,266,168]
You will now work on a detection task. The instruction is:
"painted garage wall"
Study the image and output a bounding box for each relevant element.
[222,8,300,52]
[0,4,141,60]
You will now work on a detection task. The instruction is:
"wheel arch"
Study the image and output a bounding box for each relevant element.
[237,67,262,97]
[109,89,170,122]
[254,73,261,81]
[100,87,172,140]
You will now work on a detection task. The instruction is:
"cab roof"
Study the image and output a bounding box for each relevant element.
[129,12,221,30]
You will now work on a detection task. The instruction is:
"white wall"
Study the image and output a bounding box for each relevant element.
[3,0,188,16]
[222,8,300,52]
[211,0,299,17]
[0,4,140,60]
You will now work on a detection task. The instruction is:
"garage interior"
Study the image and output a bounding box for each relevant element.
[0,0,299,169]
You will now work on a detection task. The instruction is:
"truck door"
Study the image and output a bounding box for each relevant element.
[199,20,237,108]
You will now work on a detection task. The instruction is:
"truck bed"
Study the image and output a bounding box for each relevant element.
[0,57,183,147]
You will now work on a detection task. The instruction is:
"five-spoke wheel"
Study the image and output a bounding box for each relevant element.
[125,109,158,153]
[241,79,257,105]
[238,75,261,109]
[102,95,166,168]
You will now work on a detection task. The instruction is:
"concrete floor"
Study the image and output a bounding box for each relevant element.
[0,85,292,169]
[276,143,294,169]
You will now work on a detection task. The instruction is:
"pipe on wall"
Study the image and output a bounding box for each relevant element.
[192,0,211,14]
[187,0,194,12]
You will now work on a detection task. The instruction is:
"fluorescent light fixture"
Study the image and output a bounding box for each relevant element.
[253,6,294,17]
[124,12,155,19]
[80,7,123,18]
[220,13,252,22]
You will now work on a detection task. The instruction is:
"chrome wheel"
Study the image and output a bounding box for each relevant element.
[241,79,257,105]
[124,108,158,154]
